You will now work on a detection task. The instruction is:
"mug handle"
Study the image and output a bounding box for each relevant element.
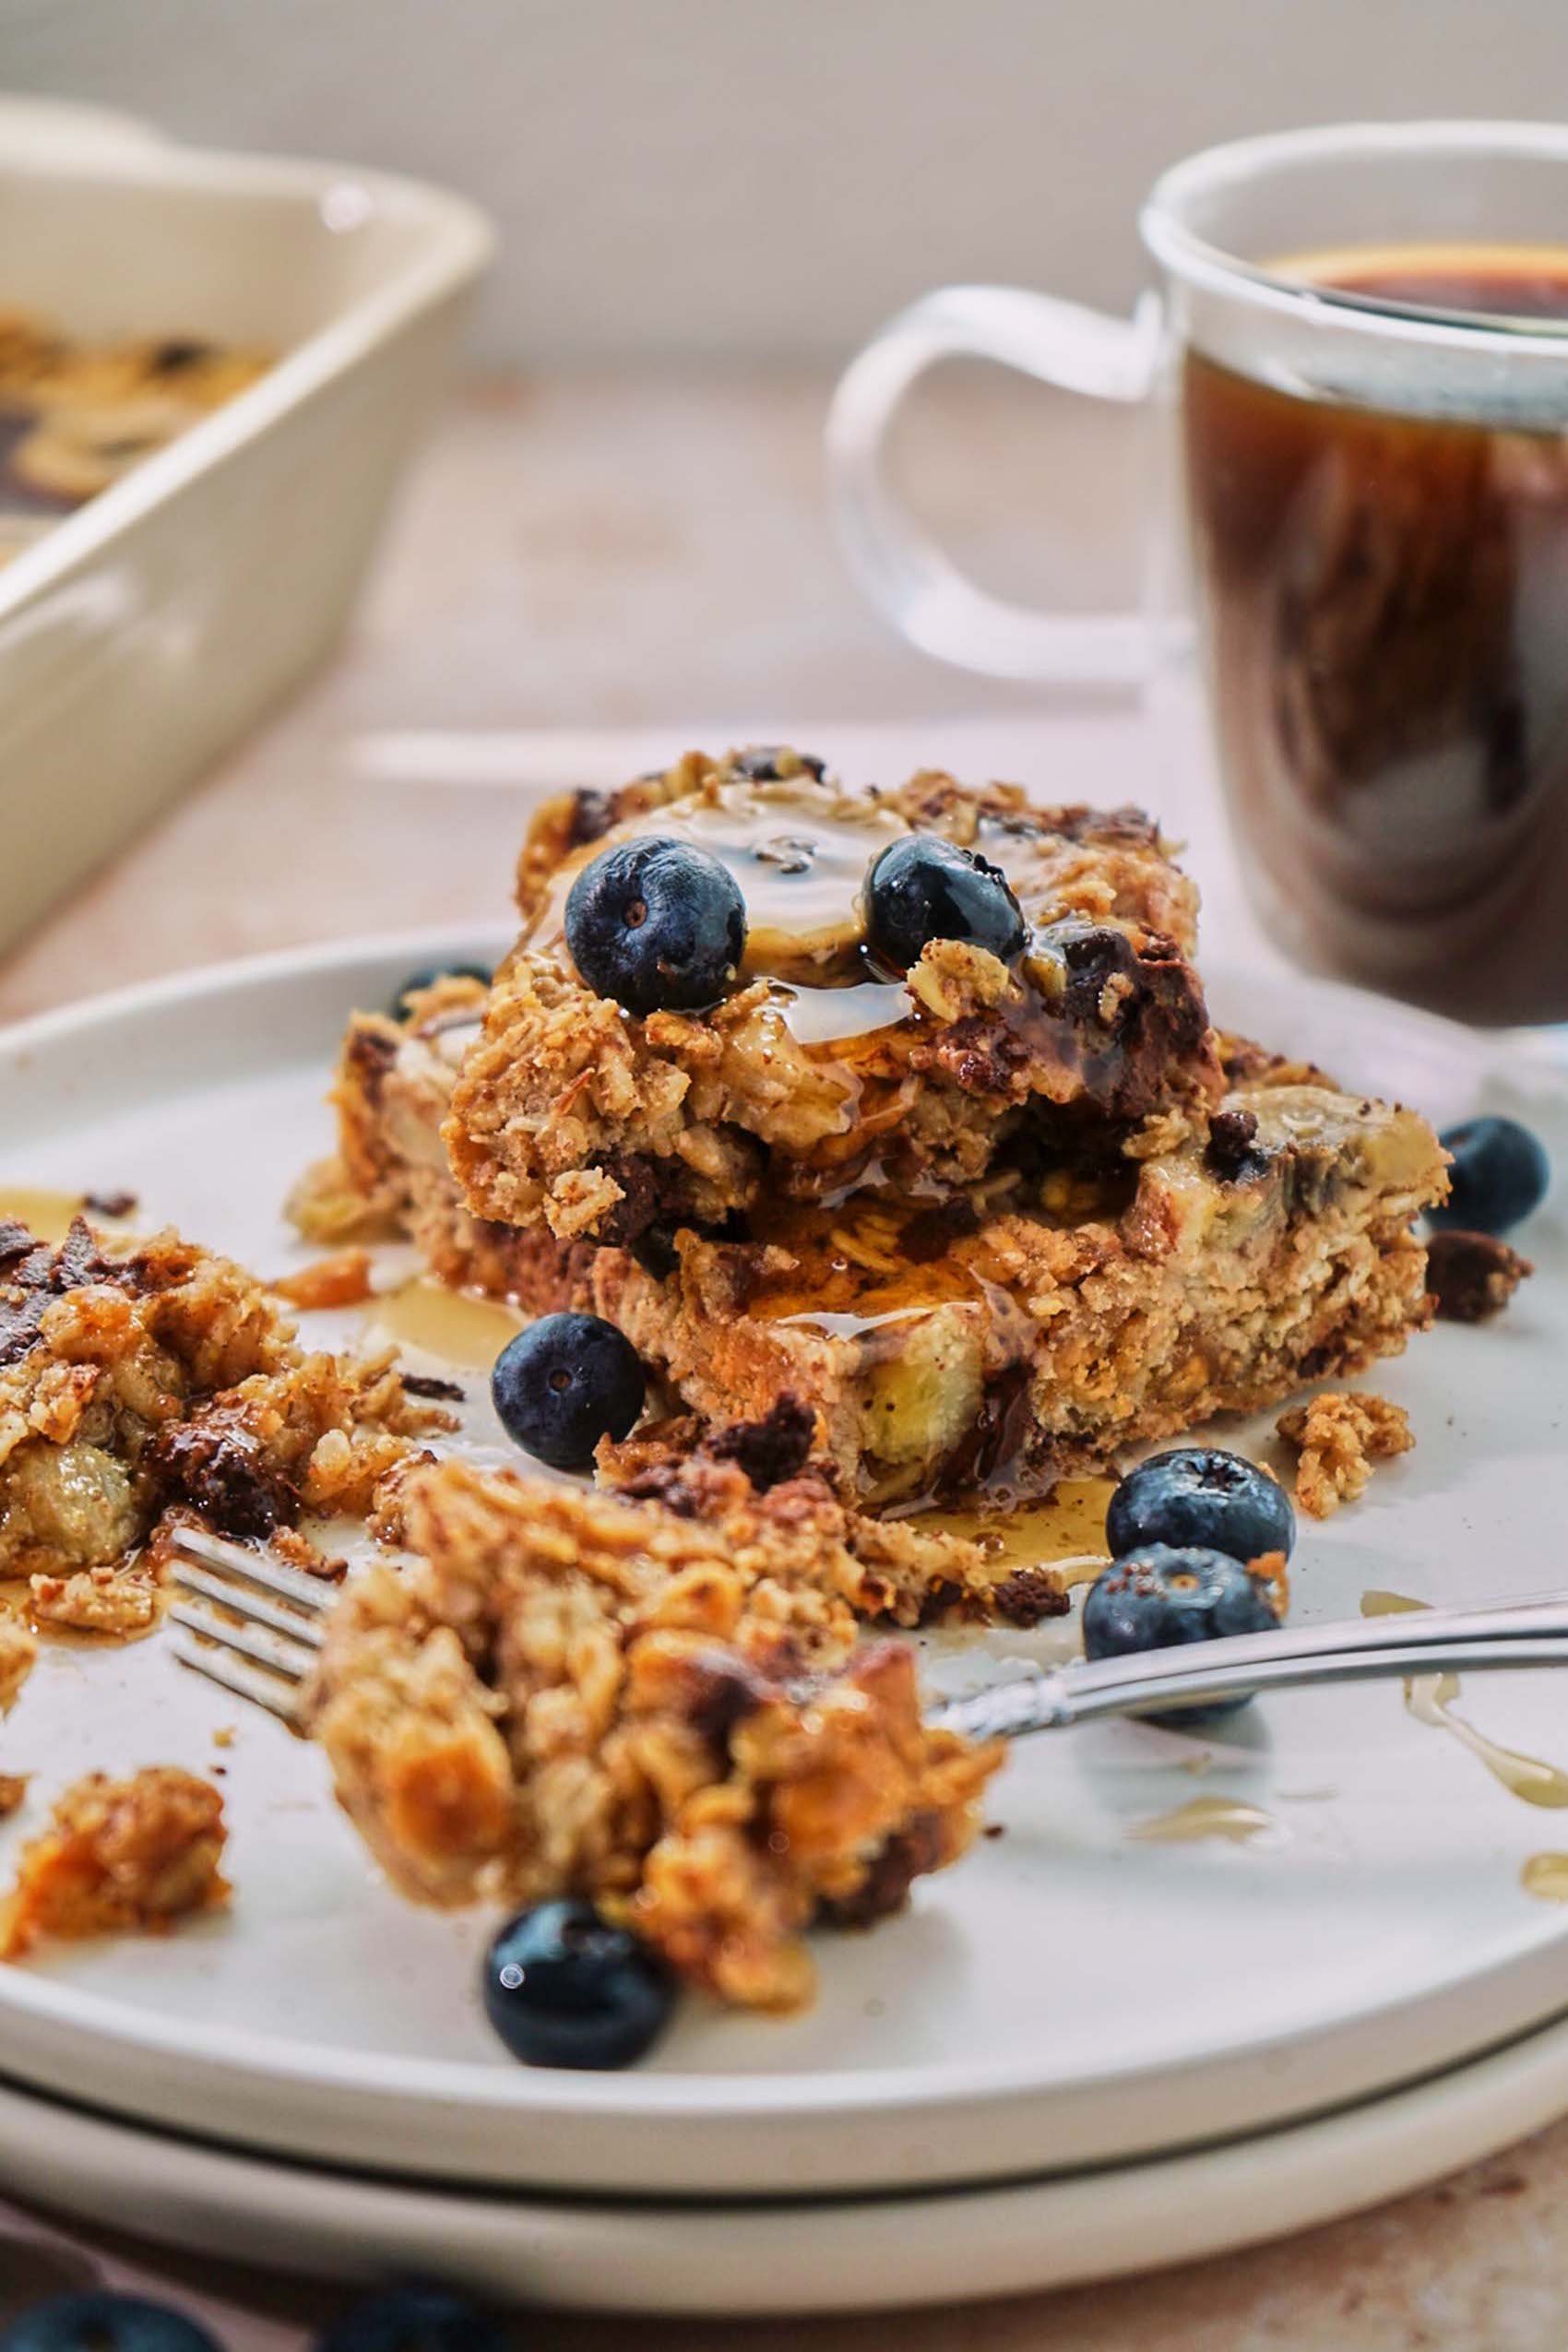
[826,283,1162,684]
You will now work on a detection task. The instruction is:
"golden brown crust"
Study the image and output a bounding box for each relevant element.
[305,1457,1001,2008]
[0,1767,229,1958]
[1277,1391,1416,1517]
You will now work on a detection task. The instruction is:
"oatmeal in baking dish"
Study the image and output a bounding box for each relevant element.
[0,307,270,555]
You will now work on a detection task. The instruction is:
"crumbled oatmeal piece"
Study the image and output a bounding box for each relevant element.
[271,1248,376,1311]
[0,1620,36,1716]
[0,1776,30,1819]
[1247,1550,1290,1616]
[1426,1230,1534,1324]
[306,1456,1001,2009]
[30,1563,160,1636]
[0,1218,452,1603]
[1277,1392,1415,1518]
[0,1767,229,1958]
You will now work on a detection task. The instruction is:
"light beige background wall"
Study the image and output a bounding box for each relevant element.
[6,0,1568,365]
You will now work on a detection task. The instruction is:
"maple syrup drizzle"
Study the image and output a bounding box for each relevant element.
[526,778,909,985]
[1360,1589,1568,1807]
[1522,1853,1568,1904]
[1129,1797,1277,1846]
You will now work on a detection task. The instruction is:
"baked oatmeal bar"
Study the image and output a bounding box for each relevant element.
[444,750,1224,1245]
[298,993,1446,1502]
[0,1216,451,1602]
[0,1766,229,1957]
[306,1455,1002,2009]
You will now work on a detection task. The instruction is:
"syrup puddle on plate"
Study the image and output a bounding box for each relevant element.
[915,1479,1116,1584]
[0,1187,96,1243]
[1128,1796,1277,1847]
[369,1280,524,1371]
[1361,1588,1568,1808]
[1522,1854,1568,1904]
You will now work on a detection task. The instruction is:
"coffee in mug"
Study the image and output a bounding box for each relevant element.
[829,127,1568,1025]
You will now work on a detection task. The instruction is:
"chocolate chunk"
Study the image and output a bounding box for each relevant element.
[344,1024,398,1095]
[82,1189,138,1218]
[0,1219,37,1270]
[731,746,827,782]
[818,1813,944,1929]
[1427,1229,1534,1323]
[1205,1107,1267,1183]
[151,1414,295,1539]
[705,1396,817,1491]
[940,1362,1034,1492]
[594,1155,701,1251]
[401,1372,467,1402]
[54,1216,107,1289]
[989,1567,1071,1627]
[149,339,212,374]
[566,788,617,849]
[680,1650,768,1744]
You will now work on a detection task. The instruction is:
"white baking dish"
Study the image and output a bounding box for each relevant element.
[0,98,493,955]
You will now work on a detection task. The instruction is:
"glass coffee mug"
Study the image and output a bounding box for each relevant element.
[828,122,1568,1027]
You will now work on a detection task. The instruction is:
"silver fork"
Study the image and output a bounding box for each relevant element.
[164,1522,1568,1743]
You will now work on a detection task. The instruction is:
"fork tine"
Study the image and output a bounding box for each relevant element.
[167,1562,326,1648]
[166,1524,333,1615]
[169,1601,317,1681]
[169,1631,303,1724]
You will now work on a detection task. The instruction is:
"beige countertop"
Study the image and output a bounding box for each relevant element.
[3,373,1567,2349]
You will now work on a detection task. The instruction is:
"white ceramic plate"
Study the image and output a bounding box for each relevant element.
[0,933,1566,2205]
[12,1999,1568,2315]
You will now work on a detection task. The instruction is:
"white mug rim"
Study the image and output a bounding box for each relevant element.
[1141,119,1568,359]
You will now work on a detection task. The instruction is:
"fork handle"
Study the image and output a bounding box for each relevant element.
[931,1633,1568,1743]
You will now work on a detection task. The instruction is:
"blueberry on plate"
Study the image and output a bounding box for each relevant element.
[0,2296,221,2352]
[491,1312,646,1470]
[1082,1543,1282,1720]
[1106,1446,1295,1566]
[862,836,1028,969]
[387,963,493,1023]
[315,2286,507,2352]
[1430,1114,1550,1235]
[484,1898,675,2069]
[564,837,746,1015]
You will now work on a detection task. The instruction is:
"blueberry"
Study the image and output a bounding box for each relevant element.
[388,963,493,1023]
[491,1312,645,1470]
[564,837,746,1015]
[0,2296,221,2352]
[1082,1543,1282,1720]
[1430,1115,1550,1235]
[484,1898,675,2068]
[862,836,1027,969]
[315,2286,507,2352]
[1106,1447,1295,1566]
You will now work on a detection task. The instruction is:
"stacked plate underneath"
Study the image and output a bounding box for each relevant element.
[2,940,1566,2312]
